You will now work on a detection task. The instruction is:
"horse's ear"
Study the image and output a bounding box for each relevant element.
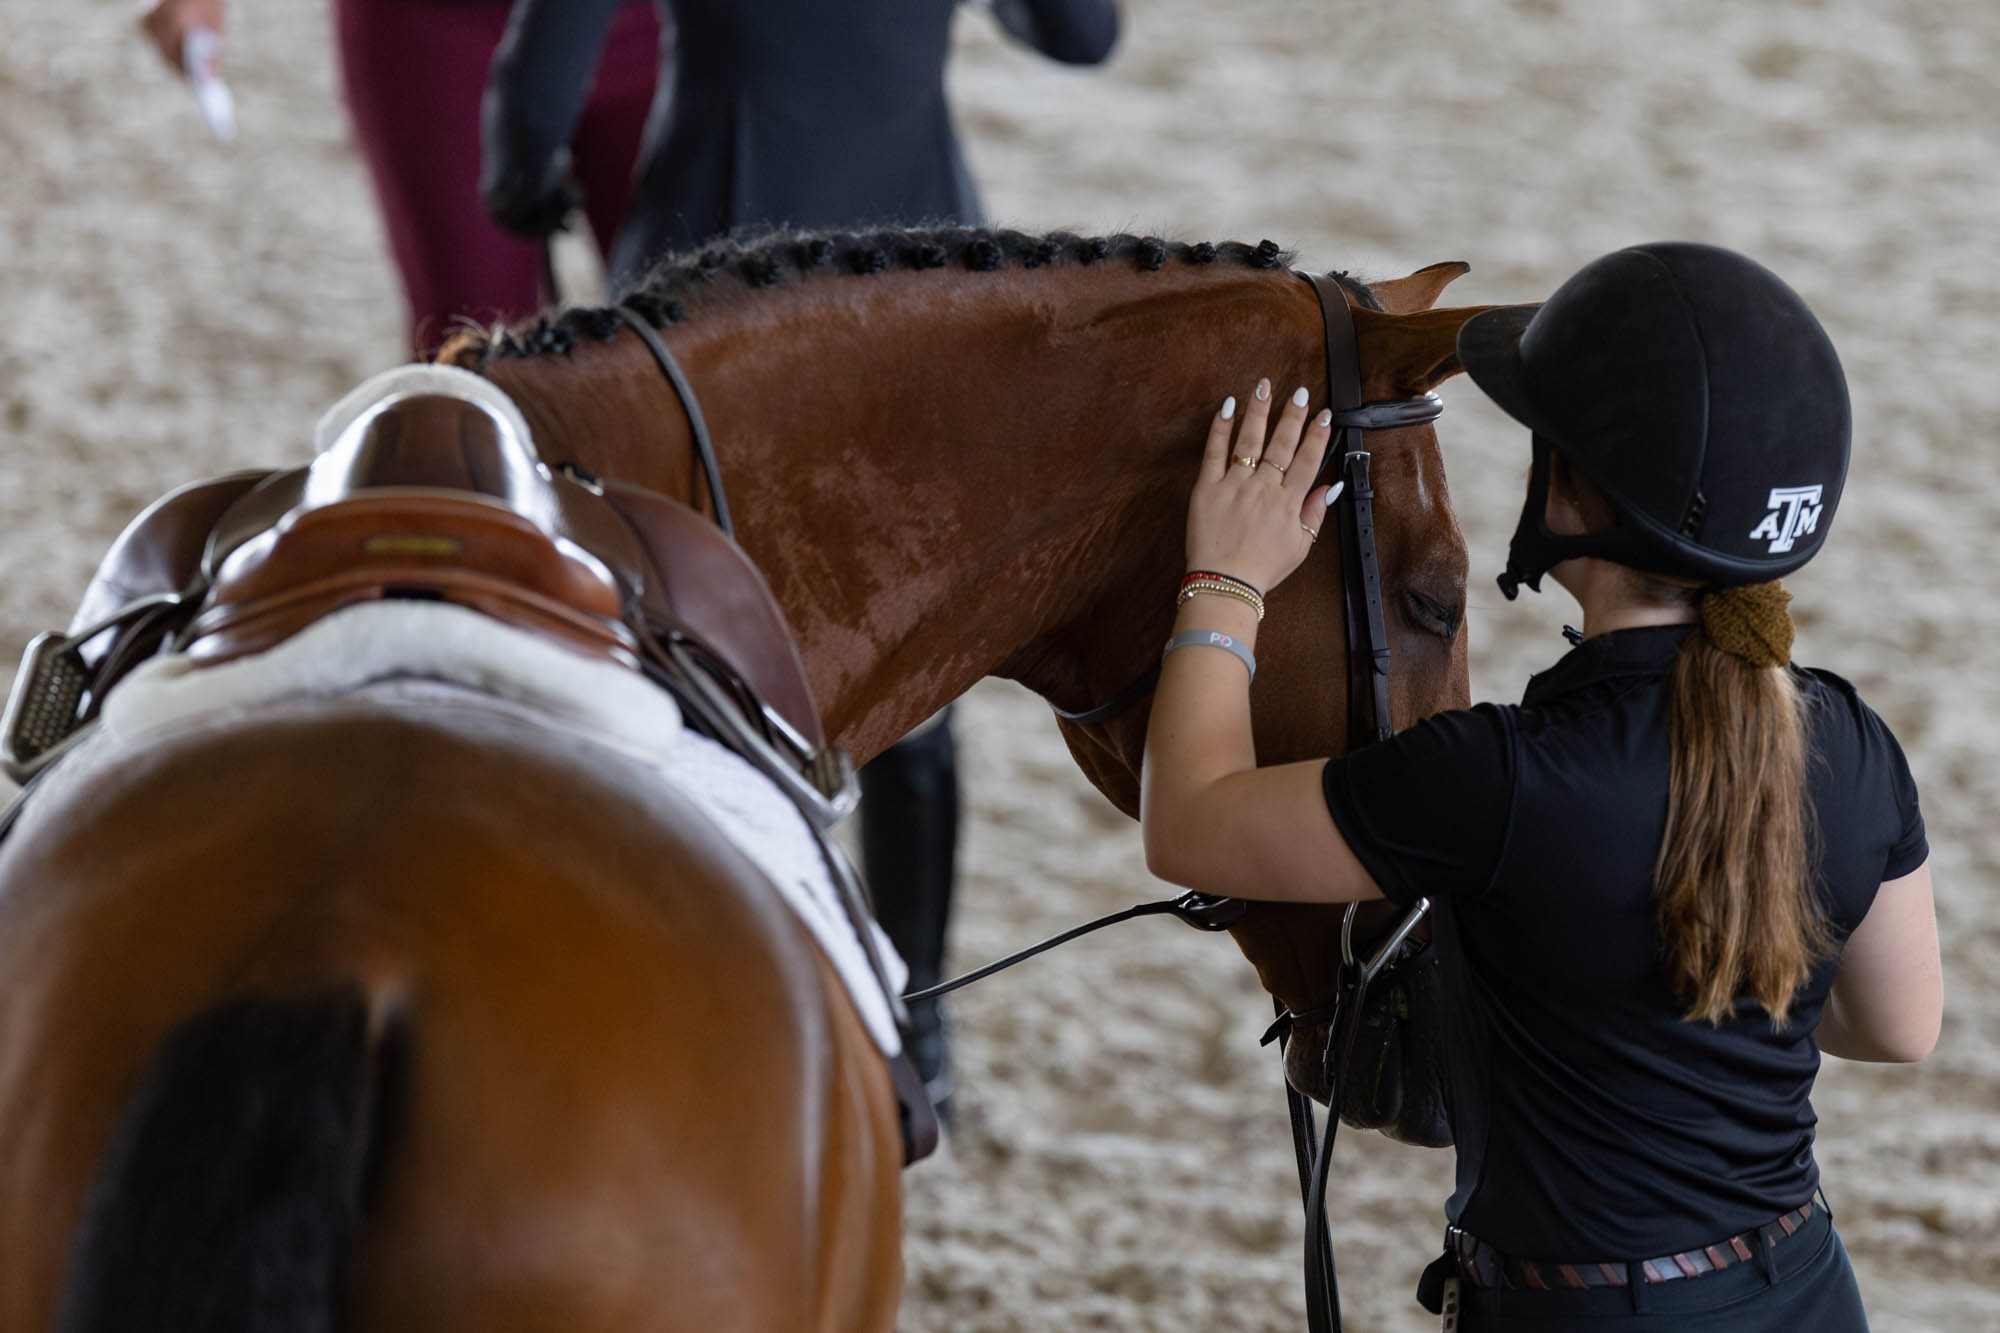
[1357,303,1519,397]
[1369,261,1471,315]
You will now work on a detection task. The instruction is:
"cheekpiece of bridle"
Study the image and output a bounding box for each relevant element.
[1036,270,1442,1333]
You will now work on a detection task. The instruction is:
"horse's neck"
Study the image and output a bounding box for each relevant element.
[494,266,1320,759]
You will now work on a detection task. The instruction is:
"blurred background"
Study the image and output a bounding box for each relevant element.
[1,2,1994,1328]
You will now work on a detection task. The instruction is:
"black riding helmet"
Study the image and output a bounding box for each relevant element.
[1456,242,1850,597]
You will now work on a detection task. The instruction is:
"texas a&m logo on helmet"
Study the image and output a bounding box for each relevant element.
[1748,485,1825,554]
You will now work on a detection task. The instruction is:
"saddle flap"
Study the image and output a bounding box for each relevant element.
[70,470,276,635]
[600,482,827,752]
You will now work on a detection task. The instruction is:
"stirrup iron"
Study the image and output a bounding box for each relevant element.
[1,594,186,782]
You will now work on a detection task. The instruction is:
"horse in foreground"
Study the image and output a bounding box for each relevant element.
[0,227,1490,1330]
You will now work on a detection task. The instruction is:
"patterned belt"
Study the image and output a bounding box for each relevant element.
[1450,1198,1819,1289]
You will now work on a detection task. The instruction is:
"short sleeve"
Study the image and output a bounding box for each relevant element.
[1866,704,1928,880]
[1320,703,1516,907]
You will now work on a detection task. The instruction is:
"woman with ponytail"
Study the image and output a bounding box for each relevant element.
[1141,243,1938,1330]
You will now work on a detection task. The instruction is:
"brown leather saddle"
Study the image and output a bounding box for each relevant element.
[2,385,938,1166]
[9,392,835,804]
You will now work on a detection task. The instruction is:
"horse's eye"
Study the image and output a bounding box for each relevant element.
[1403,588,1462,641]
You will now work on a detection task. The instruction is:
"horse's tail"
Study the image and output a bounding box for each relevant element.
[54,984,406,1333]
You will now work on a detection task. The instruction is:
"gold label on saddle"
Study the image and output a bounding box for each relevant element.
[361,535,464,557]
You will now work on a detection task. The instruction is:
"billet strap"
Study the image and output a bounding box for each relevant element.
[615,306,734,540]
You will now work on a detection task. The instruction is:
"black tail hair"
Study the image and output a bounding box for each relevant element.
[55,986,404,1333]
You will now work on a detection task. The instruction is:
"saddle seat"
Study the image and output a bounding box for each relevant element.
[63,391,826,752]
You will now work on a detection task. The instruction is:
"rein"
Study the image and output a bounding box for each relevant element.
[615,307,735,539]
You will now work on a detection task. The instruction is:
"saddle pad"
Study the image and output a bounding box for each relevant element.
[26,600,905,1055]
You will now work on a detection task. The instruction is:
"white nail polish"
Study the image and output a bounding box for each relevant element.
[1316,409,1333,427]
[1324,481,1345,507]
[1255,379,1270,400]
[1221,395,1236,421]
[1292,386,1309,407]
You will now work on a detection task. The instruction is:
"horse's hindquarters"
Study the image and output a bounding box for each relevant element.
[0,709,902,1333]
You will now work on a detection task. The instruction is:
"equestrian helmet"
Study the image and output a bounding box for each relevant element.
[1455,242,1850,596]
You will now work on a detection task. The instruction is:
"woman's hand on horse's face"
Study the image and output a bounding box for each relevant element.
[1186,379,1338,592]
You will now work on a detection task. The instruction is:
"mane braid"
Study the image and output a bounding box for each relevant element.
[475,226,1378,361]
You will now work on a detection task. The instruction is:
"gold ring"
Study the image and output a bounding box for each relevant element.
[1232,455,1258,469]
[1301,522,1320,541]
[1262,460,1288,476]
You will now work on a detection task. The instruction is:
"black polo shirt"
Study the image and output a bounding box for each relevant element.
[1321,624,1927,1260]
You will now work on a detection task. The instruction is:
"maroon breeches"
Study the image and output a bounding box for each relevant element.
[333,0,659,354]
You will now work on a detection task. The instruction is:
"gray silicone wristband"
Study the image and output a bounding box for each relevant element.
[1162,628,1256,682]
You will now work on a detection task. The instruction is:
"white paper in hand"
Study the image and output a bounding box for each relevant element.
[180,26,236,145]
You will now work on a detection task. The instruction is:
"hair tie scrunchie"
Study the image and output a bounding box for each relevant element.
[1700,580,1795,667]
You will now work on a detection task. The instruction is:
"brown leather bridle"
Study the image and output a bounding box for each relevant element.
[1049,270,1442,741]
[1042,271,1445,1333]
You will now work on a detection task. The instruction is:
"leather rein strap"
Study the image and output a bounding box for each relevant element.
[615,306,734,540]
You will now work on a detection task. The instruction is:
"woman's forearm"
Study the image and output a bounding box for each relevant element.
[1140,594,1262,880]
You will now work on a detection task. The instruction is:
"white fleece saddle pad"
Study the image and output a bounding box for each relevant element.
[20,600,904,1055]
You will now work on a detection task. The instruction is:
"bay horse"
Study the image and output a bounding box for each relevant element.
[0,227,1490,1331]
[455,229,1487,1092]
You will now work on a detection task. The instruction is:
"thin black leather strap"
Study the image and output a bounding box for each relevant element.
[1297,272,1399,747]
[1275,1000,1342,1333]
[903,891,1246,1003]
[1303,273,1364,488]
[1048,663,1160,725]
[615,306,734,540]
[1343,451,1394,744]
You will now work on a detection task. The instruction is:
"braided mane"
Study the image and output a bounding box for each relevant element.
[451,225,1377,362]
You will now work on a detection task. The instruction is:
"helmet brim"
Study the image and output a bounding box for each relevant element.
[1455,304,1560,438]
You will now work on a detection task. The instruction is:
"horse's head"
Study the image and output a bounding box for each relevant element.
[1039,261,1494,1040]
[1051,262,1486,811]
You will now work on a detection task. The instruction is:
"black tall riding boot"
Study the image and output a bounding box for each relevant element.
[859,708,959,1111]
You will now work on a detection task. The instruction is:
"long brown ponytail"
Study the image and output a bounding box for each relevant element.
[1652,585,1828,1026]
[1550,457,1828,1025]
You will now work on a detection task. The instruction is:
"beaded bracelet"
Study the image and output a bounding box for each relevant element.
[1163,628,1256,681]
[1178,578,1266,621]
[1181,570,1264,600]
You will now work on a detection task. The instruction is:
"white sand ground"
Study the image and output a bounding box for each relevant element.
[1,1,1994,1328]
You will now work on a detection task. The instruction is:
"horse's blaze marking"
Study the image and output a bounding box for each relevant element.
[363,535,463,556]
